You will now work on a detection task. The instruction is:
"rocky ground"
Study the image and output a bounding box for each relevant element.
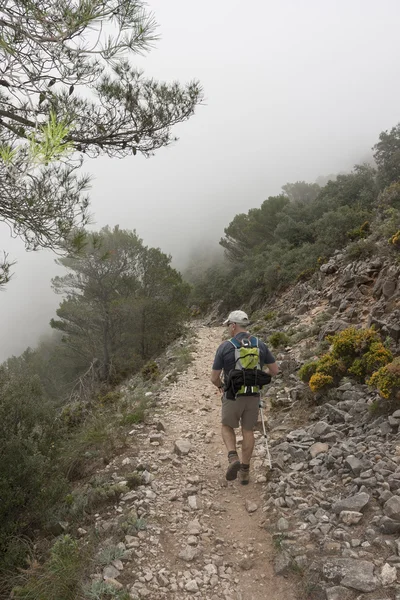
[82,326,296,600]
[76,252,400,600]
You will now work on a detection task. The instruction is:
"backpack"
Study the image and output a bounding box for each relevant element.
[224,334,271,400]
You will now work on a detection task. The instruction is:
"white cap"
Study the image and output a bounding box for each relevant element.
[223,310,250,326]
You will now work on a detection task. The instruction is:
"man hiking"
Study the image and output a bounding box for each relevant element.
[211,310,278,485]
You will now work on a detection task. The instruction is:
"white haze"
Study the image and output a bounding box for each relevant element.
[1,0,400,361]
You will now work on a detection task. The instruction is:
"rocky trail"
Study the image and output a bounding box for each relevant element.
[90,326,296,600]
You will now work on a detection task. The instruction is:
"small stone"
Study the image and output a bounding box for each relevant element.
[274,551,291,575]
[187,519,202,535]
[245,500,258,513]
[309,442,329,458]
[185,579,199,592]
[332,493,370,514]
[325,586,352,600]
[340,511,363,526]
[384,496,400,521]
[174,439,191,456]
[188,495,198,510]
[187,535,198,546]
[239,557,254,570]
[381,562,397,586]
[179,546,200,562]
[277,517,289,531]
[122,457,131,466]
[344,455,363,476]
[103,565,120,580]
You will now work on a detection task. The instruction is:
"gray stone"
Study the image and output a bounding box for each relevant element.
[340,560,377,592]
[325,586,352,600]
[340,511,363,525]
[277,517,289,531]
[245,500,258,513]
[274,551,292,575]
[381,562,397,585]
[103,565,120,580]
[178,546,200,562]
[174,439,191,456]
[332,493,370,514]
[344,455,363,476]
[185,579,199,592]
[380,516,400,534]
[323,558,377,593]
[311,421,332,439]
[309,442,329,458]
[384,495,400,521]
[239,557,254,570]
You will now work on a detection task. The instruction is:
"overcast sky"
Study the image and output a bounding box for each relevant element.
[1,0,400,361]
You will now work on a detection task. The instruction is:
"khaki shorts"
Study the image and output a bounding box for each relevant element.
[221,395,260,430]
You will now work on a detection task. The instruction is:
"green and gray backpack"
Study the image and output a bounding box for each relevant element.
[224,335,271,400]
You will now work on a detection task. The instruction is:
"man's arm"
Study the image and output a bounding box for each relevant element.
[264,361,279,377]
[211,369,223,389]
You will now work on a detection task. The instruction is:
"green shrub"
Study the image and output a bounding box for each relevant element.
[140,361,159,381]
[126,472,143,489]
[97,391,122,405]
[390,230,400,248]
[304,327,393,394]
[368,358,400,401]
[96,545,126,566]
[296,267,316,283]
[121,402,146,425]
[264,311,276,321]
[268,332,290,349]
[345,238,376,261]
[84,580,130,600]
[13,535,84,600]
[298,361,318,383]
[347,220,370,241]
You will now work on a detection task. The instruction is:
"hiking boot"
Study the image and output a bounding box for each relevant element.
[226,453,241,481]
[238,466,250,485]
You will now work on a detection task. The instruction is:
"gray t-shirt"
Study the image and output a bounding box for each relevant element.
[212,332,275,380]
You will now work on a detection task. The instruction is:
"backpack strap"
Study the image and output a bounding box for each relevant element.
[229,337,242,349]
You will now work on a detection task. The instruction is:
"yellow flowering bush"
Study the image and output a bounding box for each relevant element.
[299,361,318,383]
[390,230,400,248]
[309,373,334,392]
[368,358,400,401]
[303,327,394,394]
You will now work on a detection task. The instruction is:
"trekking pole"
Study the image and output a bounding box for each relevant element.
[259,401,272,470]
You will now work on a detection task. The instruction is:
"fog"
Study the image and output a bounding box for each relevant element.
[1,0,400,361]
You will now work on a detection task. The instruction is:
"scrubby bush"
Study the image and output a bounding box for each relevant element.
[298,361,318,382]
[345,238,376,261]
[390,230,400,248]
[268,332,290,349]
[141,360,159,381]
[303,327,393,394]
[347,220,370,241]
[13,535,84,600]
[368,358,400,401]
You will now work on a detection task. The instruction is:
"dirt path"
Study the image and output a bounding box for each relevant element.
[104,326,296,600]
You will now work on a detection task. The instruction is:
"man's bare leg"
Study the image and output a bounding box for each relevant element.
[221,424,236,452]
[221,424,241,480]
[241,428,255,464]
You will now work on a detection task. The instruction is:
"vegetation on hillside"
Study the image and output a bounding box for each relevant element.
[188,125,400,312]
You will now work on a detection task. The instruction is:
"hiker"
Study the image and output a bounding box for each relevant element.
[210,310,278,485]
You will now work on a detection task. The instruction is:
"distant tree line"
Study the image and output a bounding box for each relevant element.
[188,124,400,312]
